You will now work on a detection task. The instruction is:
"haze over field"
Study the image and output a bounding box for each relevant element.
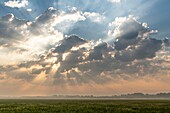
[0,0,170,96]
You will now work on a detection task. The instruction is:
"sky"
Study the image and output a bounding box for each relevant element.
[0,0,170,96]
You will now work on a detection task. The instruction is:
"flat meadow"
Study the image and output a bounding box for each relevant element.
[0,99,170,113]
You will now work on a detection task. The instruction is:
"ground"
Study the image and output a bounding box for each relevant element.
[0,99,170,113]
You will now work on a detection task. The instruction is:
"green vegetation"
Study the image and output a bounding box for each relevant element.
[0,99,170,113]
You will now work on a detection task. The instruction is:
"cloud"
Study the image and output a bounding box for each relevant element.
[0,5,169,95]
[55,9,86,32]
[0,7,92,65]
[1,33,168,86]
[83,12,106,23]
[26,9,32,12]
[108,0,121,3]
[0,34,169,98]
[108,16,163,61]
[52,35,87,53]
[0,9,60,48]
[0,7,64,64]
[55,7,107,40]
[163,37,170,47]
[0,13,29,47]
[109,16,149,40]
[4,0,28,8]
[115,38,162,62]
[87,41,114,61]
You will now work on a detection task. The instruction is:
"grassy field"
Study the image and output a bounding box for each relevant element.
[0,99,170,113]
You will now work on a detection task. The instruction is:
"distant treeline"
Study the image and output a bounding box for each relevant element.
[49,93,170,99]
[10,92,170,99]
[111,93,170,98]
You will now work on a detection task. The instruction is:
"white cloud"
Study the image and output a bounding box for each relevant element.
[83,12,105,23]
[26,8,32,12]
[108,16,145,38]
[55,10,86,32]
[55,11,86,24]
[108,0,121,3]
[4,0,28,8]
